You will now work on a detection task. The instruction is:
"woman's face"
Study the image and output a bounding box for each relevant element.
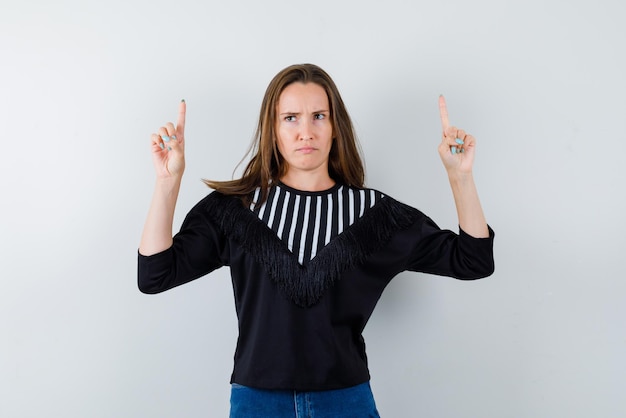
[275,82,334,180]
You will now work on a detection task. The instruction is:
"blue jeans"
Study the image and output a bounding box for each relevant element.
[229,381,381,417]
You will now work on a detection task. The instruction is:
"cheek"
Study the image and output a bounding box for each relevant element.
[325,121,334,138]
[323,125,334,145]
[276,124,293,141]
[275,133,289,157]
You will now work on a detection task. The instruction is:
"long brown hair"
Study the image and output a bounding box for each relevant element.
[204,63,365,205]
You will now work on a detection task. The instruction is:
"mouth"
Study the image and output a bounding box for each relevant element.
[296,147,317,154]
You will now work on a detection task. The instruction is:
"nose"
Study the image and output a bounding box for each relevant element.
[299,119,314,141]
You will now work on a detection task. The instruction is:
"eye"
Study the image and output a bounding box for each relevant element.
[314,113,326,120]
[284,115,296,122]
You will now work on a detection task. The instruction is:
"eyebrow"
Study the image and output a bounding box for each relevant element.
[278,110,330,116]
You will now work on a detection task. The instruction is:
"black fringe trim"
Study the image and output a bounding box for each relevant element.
[203,192,421,307]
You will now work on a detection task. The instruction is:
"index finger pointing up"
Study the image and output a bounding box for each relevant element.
[439,95,450,131]
[177,99,186,133]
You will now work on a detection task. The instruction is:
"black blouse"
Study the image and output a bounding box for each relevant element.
[137,185,495,391]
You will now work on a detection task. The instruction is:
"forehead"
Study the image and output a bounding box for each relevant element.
[277,82,329,110]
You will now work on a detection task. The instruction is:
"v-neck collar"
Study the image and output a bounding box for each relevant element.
[203,191,420,307]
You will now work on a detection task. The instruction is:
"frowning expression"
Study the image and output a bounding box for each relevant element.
[275,82,333,178]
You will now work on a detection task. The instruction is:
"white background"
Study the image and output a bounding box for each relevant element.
[1,0,625,417]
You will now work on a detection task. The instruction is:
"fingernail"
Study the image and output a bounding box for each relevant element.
[159,143,165,150]
[167,146,172,151]
[455,138,464,145]
[451,146,457,155]
[170,135,177,140]
[161,135,170,142]
[181,99,185,103]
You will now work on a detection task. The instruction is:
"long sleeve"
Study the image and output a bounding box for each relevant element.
[405,216,495,280]
[137,194,230,294]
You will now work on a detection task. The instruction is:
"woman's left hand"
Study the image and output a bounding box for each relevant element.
[437,95,475,176]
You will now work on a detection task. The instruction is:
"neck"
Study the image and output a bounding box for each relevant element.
[280,171,335,192]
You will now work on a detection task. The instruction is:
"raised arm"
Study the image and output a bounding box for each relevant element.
[437,95,489,238]
[139,100,187,255]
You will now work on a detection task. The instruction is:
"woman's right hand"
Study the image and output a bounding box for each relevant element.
[150,100,186,179]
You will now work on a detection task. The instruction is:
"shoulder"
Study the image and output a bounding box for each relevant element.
[186,191,251,227]
[345,185,428,229]
[349,185,418,212]
[344,184,386,201]
[193,190,246,211]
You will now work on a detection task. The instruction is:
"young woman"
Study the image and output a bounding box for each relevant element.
[138,64,495,417]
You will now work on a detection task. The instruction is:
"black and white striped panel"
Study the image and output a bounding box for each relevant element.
[250,185,384,265]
